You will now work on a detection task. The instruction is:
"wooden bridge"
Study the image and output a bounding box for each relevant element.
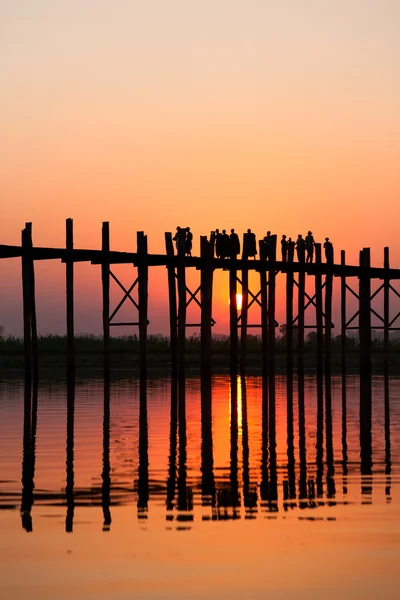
[5,218,395,527]
[1,219,399,385]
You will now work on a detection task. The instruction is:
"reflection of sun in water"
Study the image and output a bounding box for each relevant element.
[237,374,242,437]
[228,374,243,438]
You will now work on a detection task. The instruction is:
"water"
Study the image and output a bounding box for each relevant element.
[0,373,400,599]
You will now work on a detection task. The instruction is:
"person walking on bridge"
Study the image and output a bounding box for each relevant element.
[219,229,230,259]
[185,227,193,257]
[215,229,222,258]
[305,231,315,263]
[263,231,273,261]
[230,229,240,257]
[295,234,305,263]
[281,235,288,262]
[324,237,333,263]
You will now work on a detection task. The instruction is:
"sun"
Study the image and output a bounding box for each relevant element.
[236,293,243,311]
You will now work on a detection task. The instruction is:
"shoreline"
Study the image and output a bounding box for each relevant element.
[1,351,400,378]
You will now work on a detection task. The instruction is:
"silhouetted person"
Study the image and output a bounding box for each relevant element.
[185,227,193,257]
[287,237,295,262]
[305,231,315,263]
[230,229,240,257]
[263,231,272,261]
[281,235,288,262]
[215,229,222,258]
[245,228,257,258]
[324,237,333,263]
[220,229,230,259]
[295,234,305,262]
[173,226,182,254]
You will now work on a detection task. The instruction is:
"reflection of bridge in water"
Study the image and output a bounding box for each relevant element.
[19,369,392,532]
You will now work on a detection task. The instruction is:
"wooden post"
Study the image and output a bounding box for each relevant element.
[315,245,323,378]
[325,247,334,374]
[137,232,148,382]
[66,370,75,532]
[201,370,214,503]
[102,372,111,530]
[240,234,249,371]
[359,248,372,469]
[384,247,389,378]
[229,245,238,375]
[165,233,178,376]
[268,236,277,457]
[285,242,295,499]
[341,250,346,375]
[229,372,239,512]
[66,218,75,377]
[259,240,268,413]
[102,222,110,377]
[26,224,38,382]
[137,378,149,515]
[21,226,32,384]
[177,228,187,382]
[166,376,178,512]
[297,262,305,374]
[315,243,324,466]
[22,223,38,381]
[200,236,214,379]
[340,249,347,488]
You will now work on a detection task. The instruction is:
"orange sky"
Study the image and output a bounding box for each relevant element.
[1,1,400,335]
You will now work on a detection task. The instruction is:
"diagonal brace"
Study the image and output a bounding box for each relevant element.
[109,272,139,322]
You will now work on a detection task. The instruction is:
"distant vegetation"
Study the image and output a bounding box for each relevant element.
[0,331,399,356]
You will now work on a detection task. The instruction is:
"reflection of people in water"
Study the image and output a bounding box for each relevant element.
[305,231,315,264]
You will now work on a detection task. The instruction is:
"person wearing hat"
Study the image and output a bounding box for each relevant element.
[305,230,315,263]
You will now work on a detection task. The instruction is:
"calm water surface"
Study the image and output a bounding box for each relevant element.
[0,373,399,599]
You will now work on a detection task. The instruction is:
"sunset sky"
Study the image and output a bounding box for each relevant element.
[1,1,400,335]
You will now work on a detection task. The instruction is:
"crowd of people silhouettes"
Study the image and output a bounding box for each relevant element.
[173,227,334,263]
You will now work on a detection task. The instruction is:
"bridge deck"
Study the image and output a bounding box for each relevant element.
[0,243,398,279]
